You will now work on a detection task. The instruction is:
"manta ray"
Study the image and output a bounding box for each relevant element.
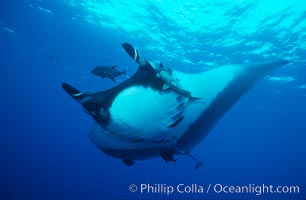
[62,43,289,169]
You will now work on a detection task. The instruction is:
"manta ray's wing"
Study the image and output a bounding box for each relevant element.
[173,60,290,152]
[62,42,290,163]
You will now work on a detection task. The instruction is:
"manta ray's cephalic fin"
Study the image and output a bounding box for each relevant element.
[121,43,147,66]
[62,82,86,100]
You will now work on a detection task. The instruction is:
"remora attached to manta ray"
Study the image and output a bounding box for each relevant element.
[61,43,289,169]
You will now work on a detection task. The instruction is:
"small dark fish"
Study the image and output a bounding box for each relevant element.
[48,55,54,62]
[122,159,134,166]
[92,65,126,82]
[160,149,176,163]
[169,84,202,102]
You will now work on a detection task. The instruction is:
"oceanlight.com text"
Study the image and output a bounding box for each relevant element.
[213,183,300,196]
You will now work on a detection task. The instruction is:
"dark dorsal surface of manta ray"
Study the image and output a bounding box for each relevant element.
[61,43,289,169]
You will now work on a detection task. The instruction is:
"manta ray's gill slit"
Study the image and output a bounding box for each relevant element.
[171,111,184,121]
[168,116,184,128]
[131,138,145,143]
[152,139,165,144]
[176,102,187,111]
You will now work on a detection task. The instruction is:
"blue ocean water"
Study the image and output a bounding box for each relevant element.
[1,0,305,199]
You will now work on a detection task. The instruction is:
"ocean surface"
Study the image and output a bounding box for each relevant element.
[1,0,306,199]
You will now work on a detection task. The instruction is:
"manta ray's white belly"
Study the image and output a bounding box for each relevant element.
[89,65,239,151]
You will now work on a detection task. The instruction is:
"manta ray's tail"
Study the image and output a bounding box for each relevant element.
[121,43,147,66]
